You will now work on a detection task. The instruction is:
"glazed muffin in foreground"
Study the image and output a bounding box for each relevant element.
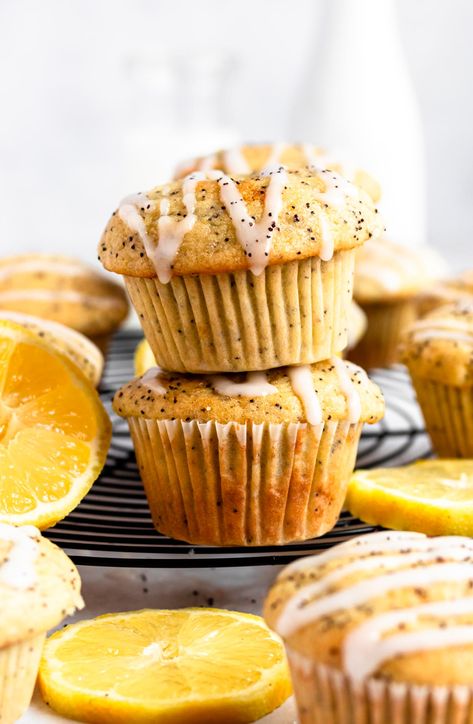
[349,238,447,369]
[100,167,381,373]
[0,523,83,723]
[417,267,473,317]
[113,360,384,546]
[264,530,473,724]
[174,142,381,203]
[0,254,129,353]
[401,301,473,457]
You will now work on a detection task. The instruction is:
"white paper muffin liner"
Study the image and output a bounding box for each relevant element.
[0,633,45,723]
[125,251,355,373]
[349,298,417,369]
[127,417,362,546]
[408,374,473,457]
[286,649,473,724]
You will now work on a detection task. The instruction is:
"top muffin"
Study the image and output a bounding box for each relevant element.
[100,167,380,284]
[174,143,381,203]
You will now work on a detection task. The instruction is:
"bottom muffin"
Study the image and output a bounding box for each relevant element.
[401,302,473,457]
[0,524,83,723]
[265,530,473,724]
[114,360,384,546]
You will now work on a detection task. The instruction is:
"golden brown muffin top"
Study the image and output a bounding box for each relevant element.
[264,531,473,686]
[175,143,381,203]
[354,239,447,303]
[0,254,129,336]
[400,301,473,386]
[417,268,473,317]
[0,524,83,648]
[99,167,381,283]
[113,359,384,426]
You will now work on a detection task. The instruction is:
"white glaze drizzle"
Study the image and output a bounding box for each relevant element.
[210,371,277,397]
[0,259,86,281]
[262,143,287,171]
[331,357,362,424]
[118,192,154,252]
[310,169,358,262]
[344,597,473,684]
[0,289,121,309]
[140,367,167,395]
[410,316,473,345]
[209,166,288,276]
[0,523,39,590]
[196,153,218,172]
[221,147,251,175]
[287,365,322,425]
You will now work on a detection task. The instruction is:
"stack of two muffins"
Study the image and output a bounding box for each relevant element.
[99,158,384,546]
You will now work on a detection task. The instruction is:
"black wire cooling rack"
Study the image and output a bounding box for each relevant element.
[43,332,432,567]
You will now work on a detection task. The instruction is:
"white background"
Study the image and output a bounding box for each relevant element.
[0,0,472,267]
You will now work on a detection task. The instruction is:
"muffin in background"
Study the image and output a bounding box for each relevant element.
[401,301,473,457]
[113,360,384,546]
[349,238,447,369]
[100,167,380,373]
[265,530,473,724]
[0,310,103,386]
[174,142,381,203]
[0,254,129,354]
[0,524,83,723]
[417,268,473,317]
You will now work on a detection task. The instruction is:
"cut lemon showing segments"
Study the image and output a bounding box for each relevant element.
[0,320,111,529]
[0,310,104,386]
[39,608,292,724]
[134,337,156,377]
[346,459,473,536]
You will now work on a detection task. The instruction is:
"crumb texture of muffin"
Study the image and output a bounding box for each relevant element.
[0,253,129,340]
[0,524,83,723]
[401,302,473,456]
[113,361,383,545]
[265,530,473,723]
[174,143,381,203]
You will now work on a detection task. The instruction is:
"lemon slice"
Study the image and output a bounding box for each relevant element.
[347,459,473,536]
[0,320,111,528]
[0,310,104,386]
[134,338,156,376]
[39,608,292,724]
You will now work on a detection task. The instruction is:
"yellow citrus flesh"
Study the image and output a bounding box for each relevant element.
[134,338,157,377]
[39,608,292,724]
[0,320,111,528]
[347,459,473,536]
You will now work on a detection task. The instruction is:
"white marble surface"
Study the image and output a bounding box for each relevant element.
[20,564,299,723]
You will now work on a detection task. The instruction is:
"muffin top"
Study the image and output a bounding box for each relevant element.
[354,238,447,303]
[174,143,381,203]
[264,530,473,686]
[113,359,384,426]
[0,524,83,648]
[400,301,473,386]
[99,167,381,284]
[0,254,129,336]
[417,268,473,316]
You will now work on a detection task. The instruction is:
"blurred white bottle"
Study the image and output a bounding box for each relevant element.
[291,0,426,246]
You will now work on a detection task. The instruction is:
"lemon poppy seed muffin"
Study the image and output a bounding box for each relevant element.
[264,530,473,724]
[0,524,83,723]
[113,360,384,546]
[175,142,381,203]
[417,268,473,317]
[0,254,129,354]
[350,238,447,368]
[100,167,381,373]
[401,301,473,457]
